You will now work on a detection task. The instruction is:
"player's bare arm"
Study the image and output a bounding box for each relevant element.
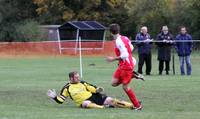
[106,56,121,62]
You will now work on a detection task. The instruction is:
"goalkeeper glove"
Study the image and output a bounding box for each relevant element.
[96,87,104,93]
[47,89,57,99]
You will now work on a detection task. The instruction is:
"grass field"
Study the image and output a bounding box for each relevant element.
[0,53,200,119]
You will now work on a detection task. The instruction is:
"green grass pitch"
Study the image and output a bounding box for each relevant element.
[0,53,200,119]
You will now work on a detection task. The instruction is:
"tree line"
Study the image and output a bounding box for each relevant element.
[0,0,199,42]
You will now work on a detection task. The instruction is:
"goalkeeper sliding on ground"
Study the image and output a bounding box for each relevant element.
[47,71,138,109]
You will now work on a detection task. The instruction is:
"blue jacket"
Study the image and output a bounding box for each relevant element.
[135,33,152,54]
[175,34,193,56]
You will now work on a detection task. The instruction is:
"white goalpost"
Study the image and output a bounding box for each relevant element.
[56,21,106,55]
[78,36,83,78]
[56,21,107,78]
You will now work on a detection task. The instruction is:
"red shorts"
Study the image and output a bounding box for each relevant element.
[113,68,133,85]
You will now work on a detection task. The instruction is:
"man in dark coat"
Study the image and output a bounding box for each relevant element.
[135,26,152,75]
[156,26,173,75]
[175,26,193,75]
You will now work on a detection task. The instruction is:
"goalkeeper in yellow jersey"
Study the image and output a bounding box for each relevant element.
[47,71,136,109]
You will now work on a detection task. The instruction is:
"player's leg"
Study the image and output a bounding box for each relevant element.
[132,71,145,81]
[104,97,133,109]
[123,84,141,109]
[112,77,121,87]
[112,68,122,87]
[82,100,104,109]
[121,70,141,109]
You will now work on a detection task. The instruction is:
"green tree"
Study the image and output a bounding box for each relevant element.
[33,0,129,26]
[1,0,199,41]
[184,0,200,39]
[126,0,174,38]
[0,0,37,41]
[14,20,44,42]
[127,0,200,39]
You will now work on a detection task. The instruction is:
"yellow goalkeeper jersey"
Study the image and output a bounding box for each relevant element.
[54,81,97,106]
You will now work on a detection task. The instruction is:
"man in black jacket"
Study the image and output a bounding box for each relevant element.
[156,26,173,75]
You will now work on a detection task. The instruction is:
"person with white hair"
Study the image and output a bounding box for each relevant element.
[156,26,174,75]
[135,26,152,75]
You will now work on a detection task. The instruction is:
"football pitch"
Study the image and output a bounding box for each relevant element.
[0,53,200,119]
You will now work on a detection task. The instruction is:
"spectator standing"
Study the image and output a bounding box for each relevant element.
[156,26,173,75]
[135,26,152,75]
[175,26,193,75]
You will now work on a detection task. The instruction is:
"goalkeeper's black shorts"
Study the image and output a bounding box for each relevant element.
[87,93,107,105]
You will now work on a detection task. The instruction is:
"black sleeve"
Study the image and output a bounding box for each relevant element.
[156,34,163,46]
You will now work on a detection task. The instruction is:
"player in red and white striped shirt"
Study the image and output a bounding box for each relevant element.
[106,24,142,110]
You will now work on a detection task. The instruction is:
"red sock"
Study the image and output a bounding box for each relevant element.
[125,88,140,107]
